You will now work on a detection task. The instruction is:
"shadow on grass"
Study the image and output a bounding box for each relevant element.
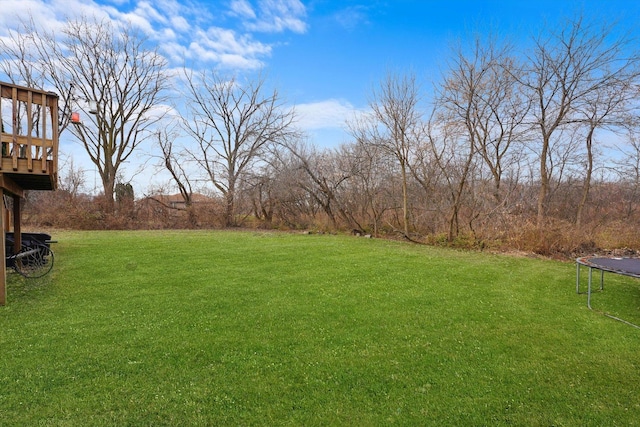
[5,270,56,303]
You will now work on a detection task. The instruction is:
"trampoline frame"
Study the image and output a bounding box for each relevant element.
[576,256,640,328]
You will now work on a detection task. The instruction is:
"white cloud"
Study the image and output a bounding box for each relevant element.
[229,0,257,19]
[295,99,359,130]
[119,12,156,34]
[186,26,272,68]
[170,15,190,33]
[240,0,307,34]
[218,53,265,70]
[136,1,168,23]
[161,41,190,64]
[0,0,104,34]
[1,0,307,72]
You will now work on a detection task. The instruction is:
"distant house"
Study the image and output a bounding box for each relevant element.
[136,193,218,227]
[161,193,212,210]
[140,193,214,211]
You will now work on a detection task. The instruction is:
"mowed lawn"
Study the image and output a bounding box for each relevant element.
[1,230,639,425]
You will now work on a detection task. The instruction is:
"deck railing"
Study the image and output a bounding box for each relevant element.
[0,82,59,183]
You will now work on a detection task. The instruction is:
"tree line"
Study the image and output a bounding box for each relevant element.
[3,14,640,256]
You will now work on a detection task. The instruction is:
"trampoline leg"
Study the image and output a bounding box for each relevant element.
[587,267,593,309]
[576,262,581,294]
[600,269,604,291]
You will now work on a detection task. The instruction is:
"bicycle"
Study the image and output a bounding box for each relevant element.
[5,234,55,279]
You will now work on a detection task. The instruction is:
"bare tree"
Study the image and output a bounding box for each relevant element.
[348,139,396,236]
[349,71,423,238]
[57,155,87,197]
[0,22,57,139]
[17,16,169,213]
[573,78,640,226]
[430,36,531,240]
[0,20,44,91]
[153,125,199,227]
[182,71,297,227]
[244,168,277,226]
[281,139,357,230]
[612,126,640,221]
[516,15,640,229]
[410,126,445,235]
[424,107,476,240]
[260,142,319,228]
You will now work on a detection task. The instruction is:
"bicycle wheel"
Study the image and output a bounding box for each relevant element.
[13,244,54,278]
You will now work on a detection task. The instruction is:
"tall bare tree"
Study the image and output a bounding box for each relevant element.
[573,77,640,226]
[431,36,530,239]
[349,71,423,238]
[153,125,200,227]
[516,15,640,229]
[182,71,297,226]
[614,127,640,220]
[424,105,477,241]
[17,16,169,213]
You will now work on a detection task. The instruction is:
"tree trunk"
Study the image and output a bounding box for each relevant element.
[401,161,409,237]
[537,136,550,230]
[102,174,115,214]
[225,190,235,227]
[576,128,594,227]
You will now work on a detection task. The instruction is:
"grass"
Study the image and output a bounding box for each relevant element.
[1,230,640,426]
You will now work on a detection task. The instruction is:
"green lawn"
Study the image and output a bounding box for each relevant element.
[1,230,639,426]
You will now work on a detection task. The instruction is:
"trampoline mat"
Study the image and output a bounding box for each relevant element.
[578,257,640,277]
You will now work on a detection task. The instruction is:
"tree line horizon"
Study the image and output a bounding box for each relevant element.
[3,13,640,257]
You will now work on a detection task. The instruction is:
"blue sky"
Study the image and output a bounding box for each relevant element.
[2,0,640,191]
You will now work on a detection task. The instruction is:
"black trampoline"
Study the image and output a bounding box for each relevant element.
[576,256,640,328]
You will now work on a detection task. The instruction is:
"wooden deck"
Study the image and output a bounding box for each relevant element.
[0,140,57,192]
[0,82,59,193]
[1,81,59,305]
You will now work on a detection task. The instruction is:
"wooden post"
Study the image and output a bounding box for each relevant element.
[0,191,5,306]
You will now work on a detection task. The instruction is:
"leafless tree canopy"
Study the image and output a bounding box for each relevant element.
[515,17,640,228]
[348,71,423,238]
[181,71,298,226]
[8,14,640,256]
[1,16,169,212]
[0,21,44,90]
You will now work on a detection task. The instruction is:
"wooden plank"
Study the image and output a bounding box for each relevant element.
[0,175,25,198]
[0,157,53,177]
[41,94,48,172]
[0,84,14,99]
[1,133,52,147]
[27,90,33,171]
[1,81,56,101]
[11,87,18,170]
[49,96,58,188]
